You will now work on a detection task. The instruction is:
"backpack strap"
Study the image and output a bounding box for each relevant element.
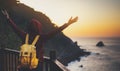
[25,34,29,44]
[32,35,40,45]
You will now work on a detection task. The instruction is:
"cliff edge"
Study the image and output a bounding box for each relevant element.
[0,1,90,65]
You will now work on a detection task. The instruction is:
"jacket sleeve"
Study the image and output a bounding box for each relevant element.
[7,18,26,40]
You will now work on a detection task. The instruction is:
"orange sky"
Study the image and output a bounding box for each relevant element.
[20,0,120,38]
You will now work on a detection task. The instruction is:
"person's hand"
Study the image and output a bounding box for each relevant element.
[67,16,78,25]
[1,10,10,19]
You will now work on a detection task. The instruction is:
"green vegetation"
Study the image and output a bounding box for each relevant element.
[0,1,89,65]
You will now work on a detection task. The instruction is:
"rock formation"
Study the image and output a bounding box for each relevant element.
[0,1,90,65]
[96,41,105,47]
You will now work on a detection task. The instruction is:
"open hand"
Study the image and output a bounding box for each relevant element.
[67,16,78,25]
[1,10,10,19]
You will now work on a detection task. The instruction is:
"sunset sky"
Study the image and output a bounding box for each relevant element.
[20,0,120,38]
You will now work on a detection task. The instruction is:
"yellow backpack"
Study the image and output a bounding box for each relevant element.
[19,34,40,69]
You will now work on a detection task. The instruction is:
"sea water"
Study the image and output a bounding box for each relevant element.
[67,37,120,71]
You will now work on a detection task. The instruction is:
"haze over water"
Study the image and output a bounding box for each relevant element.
[67,37,120,71]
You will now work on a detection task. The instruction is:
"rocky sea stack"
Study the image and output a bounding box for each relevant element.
[96,41,105,47]
[0,0,90,65]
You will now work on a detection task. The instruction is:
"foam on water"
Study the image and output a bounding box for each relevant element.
[67,37,120,71]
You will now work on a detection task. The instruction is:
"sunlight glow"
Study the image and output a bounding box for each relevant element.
[20,0,120,38]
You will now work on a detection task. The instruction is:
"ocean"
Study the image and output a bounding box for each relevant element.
[67,37,120,71]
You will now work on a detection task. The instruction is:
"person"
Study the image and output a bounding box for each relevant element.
[2,10,78,71]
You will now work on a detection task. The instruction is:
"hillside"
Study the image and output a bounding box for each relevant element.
[0,2,90,65]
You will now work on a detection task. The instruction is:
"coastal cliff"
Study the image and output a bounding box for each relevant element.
[0,1,90,65]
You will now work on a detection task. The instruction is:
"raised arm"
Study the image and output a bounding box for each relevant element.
[2,10,26,40]
[45,16,78,39]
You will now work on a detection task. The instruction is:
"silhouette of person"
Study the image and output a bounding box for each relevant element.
[2,10,78,71]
